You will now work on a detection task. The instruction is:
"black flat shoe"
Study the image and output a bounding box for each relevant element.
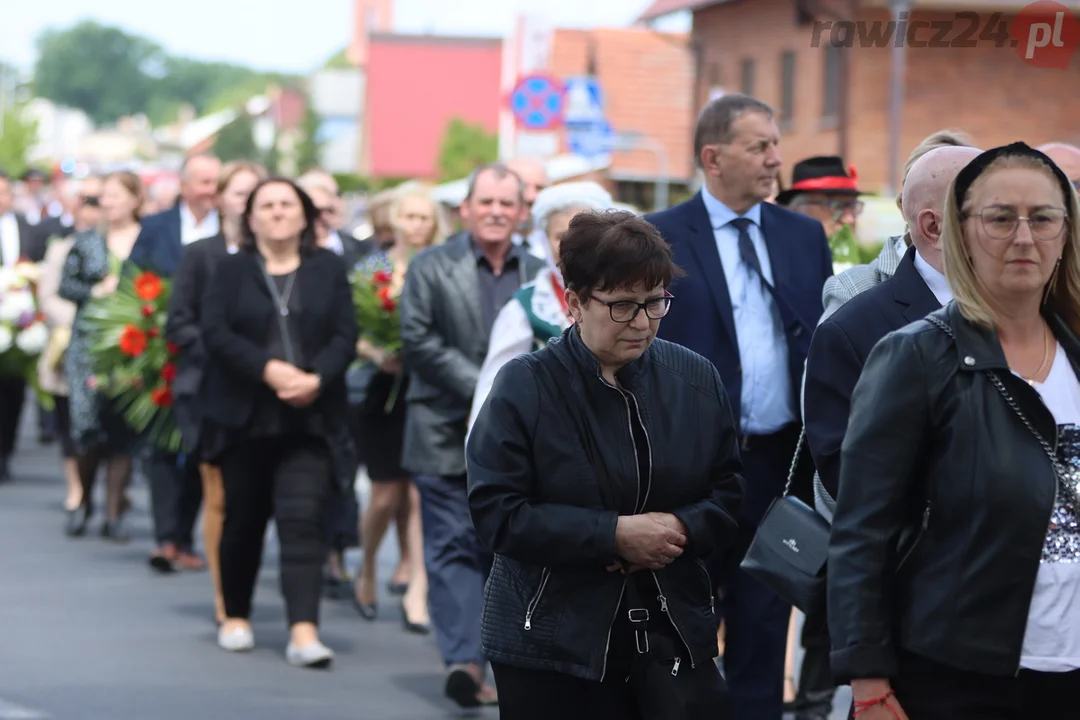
[352,594,377,620]
[65,507,89,537]
[101,518,131,544]
[387,581,409,595]
[401,601,431,635]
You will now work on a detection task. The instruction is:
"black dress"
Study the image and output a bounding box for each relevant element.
[354,370,408,481]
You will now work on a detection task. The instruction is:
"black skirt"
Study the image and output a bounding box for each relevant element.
[353,371,408,481]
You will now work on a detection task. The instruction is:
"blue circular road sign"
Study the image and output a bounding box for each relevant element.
[510,74,565,131]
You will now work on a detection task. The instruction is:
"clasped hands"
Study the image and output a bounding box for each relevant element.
[263,359,320,408]
[606,512,689,575]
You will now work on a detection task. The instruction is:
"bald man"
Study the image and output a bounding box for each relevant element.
[1037,142,1080,186]
[130,152,222,573]
[795,145,981,718]
[506,158,550,261]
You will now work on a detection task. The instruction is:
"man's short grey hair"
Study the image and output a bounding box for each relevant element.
[693,94,775,168]
[180,153,221,181]
[464,163,525,204]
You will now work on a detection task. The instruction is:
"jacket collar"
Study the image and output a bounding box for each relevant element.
[553,323,651,387]
[935,302,1080,374]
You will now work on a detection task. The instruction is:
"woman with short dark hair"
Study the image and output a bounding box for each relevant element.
[466,210,743,718]
[199,177,358,668]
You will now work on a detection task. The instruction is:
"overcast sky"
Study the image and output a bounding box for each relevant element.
[2,0,689,73]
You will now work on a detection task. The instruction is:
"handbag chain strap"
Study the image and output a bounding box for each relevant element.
[781,426,806,498]
[925,315,1068,495]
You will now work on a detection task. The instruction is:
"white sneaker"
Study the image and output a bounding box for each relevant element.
[285,641,334,668]
[218,625,255,652]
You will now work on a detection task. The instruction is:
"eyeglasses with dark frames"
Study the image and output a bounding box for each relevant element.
[964,206,1067,241]
[589,294,673,323]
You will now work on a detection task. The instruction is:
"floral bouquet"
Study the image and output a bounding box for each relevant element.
[351,266,403,413]
[80,268,182,451]
[0,262,52,405]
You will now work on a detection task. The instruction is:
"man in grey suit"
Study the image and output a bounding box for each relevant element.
[400,163,545,709]
[819,129,974,321]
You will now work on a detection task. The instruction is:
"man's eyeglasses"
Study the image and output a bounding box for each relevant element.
[81,195,100,207]
[590,294,673,323]
[965,207,1067,241]
[802,199,864,217]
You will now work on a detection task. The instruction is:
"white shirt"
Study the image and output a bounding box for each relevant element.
[0,213,20,267]
[324,230,344,256]
[1020,342,1080,672]
[180,204,219,246]
[913,250,952,306]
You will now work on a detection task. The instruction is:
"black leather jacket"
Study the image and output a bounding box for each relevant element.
[466,326,744,681]
[828,303,1080,682]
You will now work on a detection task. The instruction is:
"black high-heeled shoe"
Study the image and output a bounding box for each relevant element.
[101,516,131,544]
[401,601,431,635]
[352,594,377,621]
[65,506,90,537]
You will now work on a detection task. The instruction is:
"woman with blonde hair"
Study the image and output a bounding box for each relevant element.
[351,182,445,633]
[829,142,1080,718]
[60,171,144,541]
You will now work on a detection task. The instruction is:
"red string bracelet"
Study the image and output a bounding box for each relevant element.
[853,690,901,718]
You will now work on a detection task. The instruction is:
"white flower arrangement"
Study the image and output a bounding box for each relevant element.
[0,262,47,381]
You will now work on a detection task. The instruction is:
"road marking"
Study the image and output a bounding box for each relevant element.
[0,698,49,719]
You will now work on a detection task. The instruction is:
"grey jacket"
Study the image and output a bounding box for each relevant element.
[400,232,545,477]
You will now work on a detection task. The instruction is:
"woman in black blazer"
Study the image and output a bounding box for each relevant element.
[199,177,358,669]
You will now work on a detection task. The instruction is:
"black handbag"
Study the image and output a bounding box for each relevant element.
[740,428,831,619]
[536,351,732,719]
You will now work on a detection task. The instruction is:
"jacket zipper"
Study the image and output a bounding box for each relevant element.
[625,390,654,512]
[523,567,551,630]
[651,571,696,669]
[600,579,626,682]
[896,502,932,573]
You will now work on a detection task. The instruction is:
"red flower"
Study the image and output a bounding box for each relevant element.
[134,272,163,301]
[148,327,160,338]
[119,325,148,356]
[142,304,155,317]
[160,362,177,383]
[372,270,392,286]
[151,386,173,407]
[166,342,180,355]
[377,286,396,312]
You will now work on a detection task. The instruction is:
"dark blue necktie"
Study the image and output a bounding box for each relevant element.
[729,217,771,289]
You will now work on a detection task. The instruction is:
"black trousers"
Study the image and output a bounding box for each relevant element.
[145,449,203,549]
[848,650,1077,719]
[0,377,27,460]
[491,663,643,720]
[219,434,332,626]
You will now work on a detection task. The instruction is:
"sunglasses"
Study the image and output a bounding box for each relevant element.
[81,196,100,207]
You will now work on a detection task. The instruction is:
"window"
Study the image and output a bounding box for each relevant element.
[823,45,841,120]
[780,51,796,129]
[741,58,755,96]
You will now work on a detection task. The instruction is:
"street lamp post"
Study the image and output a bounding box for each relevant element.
[887,0,912,197]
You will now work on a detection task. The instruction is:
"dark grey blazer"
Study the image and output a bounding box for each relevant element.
[400,232,544,477]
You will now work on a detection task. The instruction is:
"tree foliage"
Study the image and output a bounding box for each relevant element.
[437,118,498,182]
[0,102,40,177]
[213,113,259,163]
[32,21,301,126]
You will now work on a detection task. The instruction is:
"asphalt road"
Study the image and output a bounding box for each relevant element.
[0,407,849,720]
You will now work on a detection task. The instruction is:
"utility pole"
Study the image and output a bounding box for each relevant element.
[887,0,912,196]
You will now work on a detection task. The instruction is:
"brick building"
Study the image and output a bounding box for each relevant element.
[639,0,1080,193]
[549,28,696,207]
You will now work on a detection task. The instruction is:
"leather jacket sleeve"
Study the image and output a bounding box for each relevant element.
[828,328,932,682]
[672,366,744,559]
[466,357,620,568]
[400,256,480,402]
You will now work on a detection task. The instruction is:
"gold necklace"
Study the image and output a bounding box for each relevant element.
[1018,324,1051,386]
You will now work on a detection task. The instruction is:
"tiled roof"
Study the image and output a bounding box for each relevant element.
[551,28,694,181]
[637,0,724,21]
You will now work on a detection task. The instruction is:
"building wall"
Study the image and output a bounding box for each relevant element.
[365,35,503,180]
[692,0,1080,193]
[550,28,695,182]
[310,69,364,174]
